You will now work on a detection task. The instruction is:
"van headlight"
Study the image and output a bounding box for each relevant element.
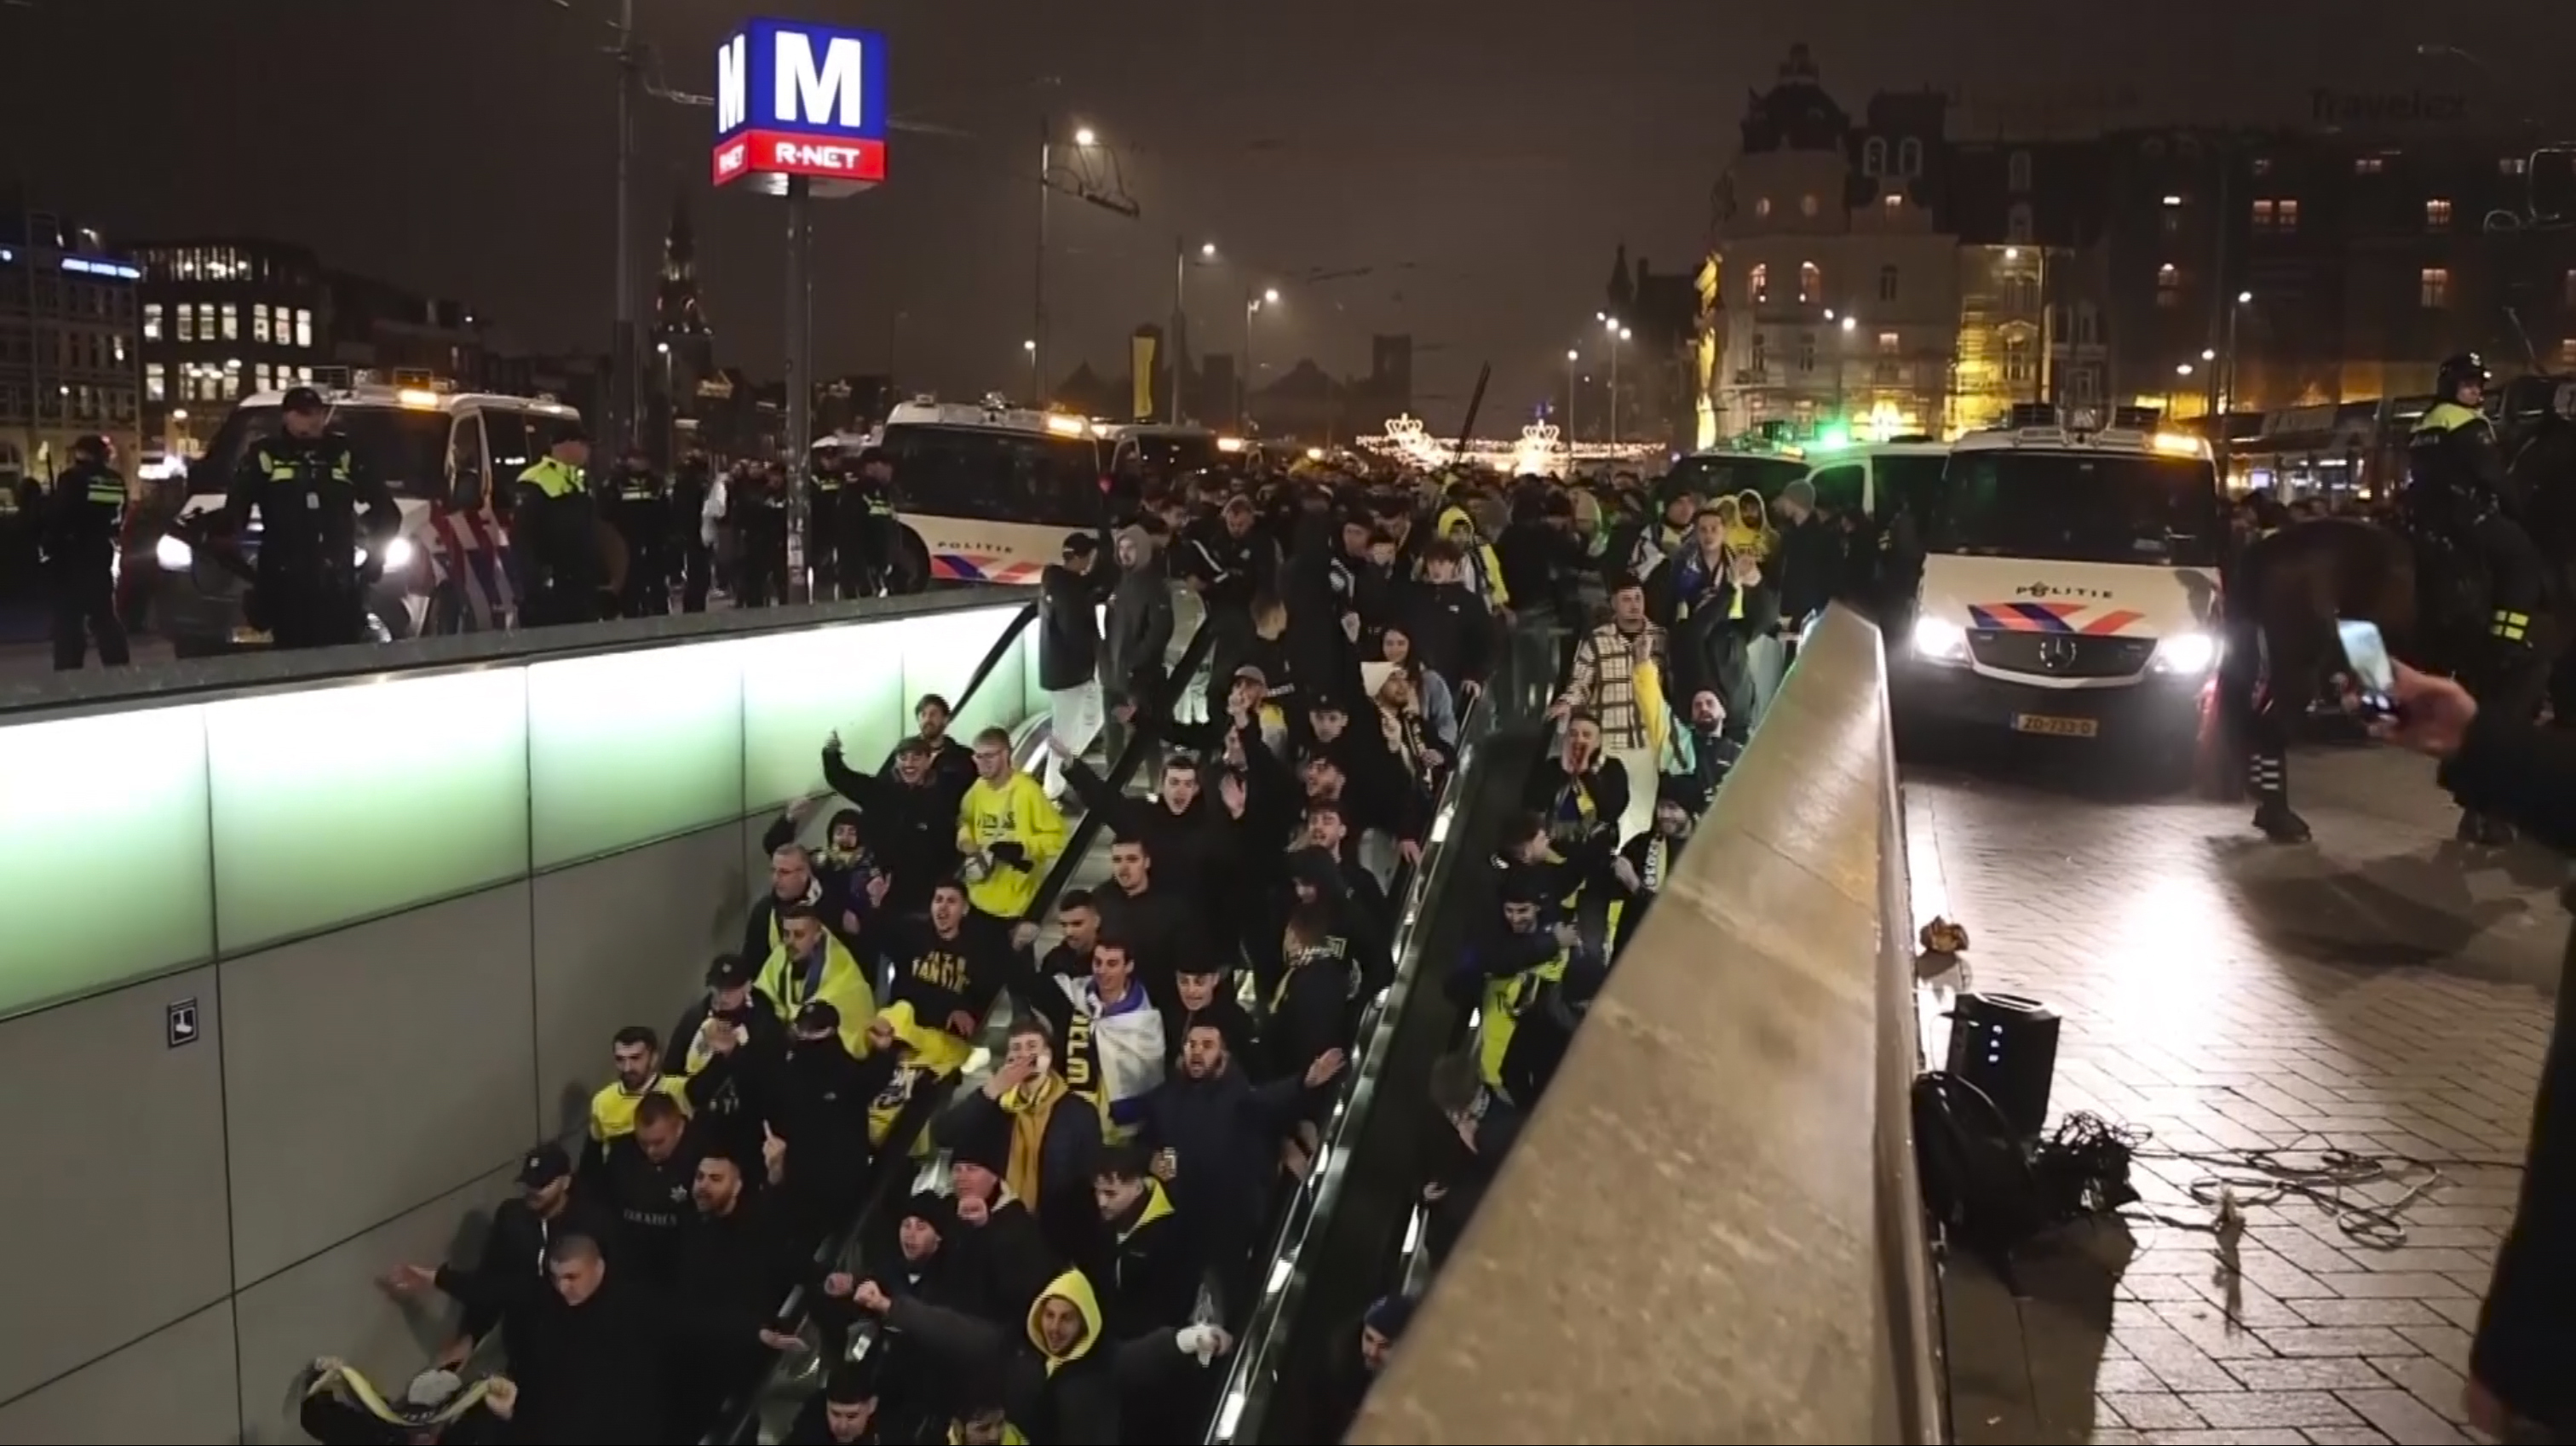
[380,535,416,571]
[154,534,193,570]
[1911,615,1969,663]
[2150,631,2217,674]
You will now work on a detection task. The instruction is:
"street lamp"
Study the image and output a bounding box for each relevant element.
[1036,120,1105,395]
[2237,290,2254,304]
[1566,348,1580,440]
[2176,363,2194,376]
[1604,324,1630,445]
[1840,316,1857,333]
[1172,239,1222,423]
[1023,339,1039,401]
[1242,289,1280,429]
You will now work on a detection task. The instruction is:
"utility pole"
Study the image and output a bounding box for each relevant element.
[610,0,639,452]
[1169,235,1186,425]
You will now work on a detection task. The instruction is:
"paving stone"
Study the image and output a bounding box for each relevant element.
[2098,1392,2204,1428]
[2301,1431,2395,1444]
[1908,748,2556,1446]
[2176,1389,2359,1427]
[2334,1386,2470,1443]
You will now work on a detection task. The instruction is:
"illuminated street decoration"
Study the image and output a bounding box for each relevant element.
[1357,416,1660,474]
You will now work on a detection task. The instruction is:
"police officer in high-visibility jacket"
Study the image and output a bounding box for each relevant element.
[510,425,603,628]
[42,433,132,669]
[221,386,400,649]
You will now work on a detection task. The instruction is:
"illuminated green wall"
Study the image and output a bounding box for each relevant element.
[0,602,1038,1020]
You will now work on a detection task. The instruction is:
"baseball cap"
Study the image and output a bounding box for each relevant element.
[1231,664,1267,686]
[517,1143,572,1189]
[1062,532,1098,558]
[280,385,328,415]
[793,1000,842,1036]
[705,953,756,990]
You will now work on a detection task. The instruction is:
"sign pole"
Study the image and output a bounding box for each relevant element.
[785,175,812,549]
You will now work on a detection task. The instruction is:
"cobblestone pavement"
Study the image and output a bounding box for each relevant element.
[1906,742,2564,1446]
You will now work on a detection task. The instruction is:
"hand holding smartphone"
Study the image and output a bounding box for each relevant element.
[2336,618,2399,719]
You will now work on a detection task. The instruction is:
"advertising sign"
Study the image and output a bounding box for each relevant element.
[712,17,888,194]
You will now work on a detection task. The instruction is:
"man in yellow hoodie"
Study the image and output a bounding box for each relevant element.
[957,726,1067,927]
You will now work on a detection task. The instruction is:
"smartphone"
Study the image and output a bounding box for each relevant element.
[2335,618,2398,717]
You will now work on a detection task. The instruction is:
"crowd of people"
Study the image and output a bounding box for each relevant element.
[290,453,1877,1445]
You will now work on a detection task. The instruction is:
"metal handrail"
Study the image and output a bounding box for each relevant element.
[703,612,1222,1444]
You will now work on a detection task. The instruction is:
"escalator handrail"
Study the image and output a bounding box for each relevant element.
[704,607,1221,1444]
[1203,634,1559,1444]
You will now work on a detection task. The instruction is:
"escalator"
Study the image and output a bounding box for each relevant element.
[1206,655,1560,1444]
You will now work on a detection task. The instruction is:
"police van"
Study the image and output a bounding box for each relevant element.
[1793,439,1952,523]
[152,382,584,655]
[873,398,1128,586]
[1895,405,2226,782]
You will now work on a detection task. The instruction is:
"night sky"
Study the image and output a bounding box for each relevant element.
[2,0,2558,425]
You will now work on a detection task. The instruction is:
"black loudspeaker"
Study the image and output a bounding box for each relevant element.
[1945,992,2061,1145]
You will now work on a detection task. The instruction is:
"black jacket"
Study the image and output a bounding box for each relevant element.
[433,1193,624,1371]
[824,743,963,915]
[1140,1062,1310,1264]
[511,1271,677,1443]
[1039,556,1116,691]
[2436,712,2576,1433]
[1105,553,1176,700]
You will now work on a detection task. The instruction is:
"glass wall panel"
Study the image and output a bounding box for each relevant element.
[0,705,215,1019]
[207,670,532,953]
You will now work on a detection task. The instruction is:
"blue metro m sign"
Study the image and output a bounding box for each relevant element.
[711,17,888,196]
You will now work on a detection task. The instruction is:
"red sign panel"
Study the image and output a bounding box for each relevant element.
[710,130,887,187]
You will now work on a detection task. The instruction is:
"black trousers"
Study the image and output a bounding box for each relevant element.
[49,562,129,669]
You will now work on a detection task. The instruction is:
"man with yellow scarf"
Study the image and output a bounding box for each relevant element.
[930,1016,1102,1263]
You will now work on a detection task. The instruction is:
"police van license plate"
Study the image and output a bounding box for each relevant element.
[229,627,273,646]
[2011,713,2097,738]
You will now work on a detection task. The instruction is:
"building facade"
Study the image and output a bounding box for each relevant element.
[1,207,143,489]
[1687,47,2576,446]
[132,238,331,461]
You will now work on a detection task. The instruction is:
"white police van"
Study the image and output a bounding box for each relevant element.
[871,398,1130,587]
[1894,405,2226,783]
[153,382,584,655]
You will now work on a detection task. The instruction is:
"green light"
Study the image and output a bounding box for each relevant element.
[1814,424,1851,451]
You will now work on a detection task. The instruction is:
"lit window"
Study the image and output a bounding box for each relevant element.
[1748,264,1768,304]
[175,306,195,342]
[2277,199,2299,232]
[112,335,125,364]
[195,302,214,337]
[1751,333,1768,375]
[253,303,271,343]
[295,309,313,347]
[1877,330,1899,355]
[2251,198,2275,229]
[2355,155,2384,175]
[2426,198,2453,230]
[256,362,272,393]
[1755,197,1773,218]
[1797,333,1816,372]
[1799,193,1819,217]
[2565,269,2576,306]
[1883,193,1903,212]
[1877,265,1899,302]
[298,364,313,383]
[221,370,239,399]
[142,302,161,341]
[2559,338,2576,368]
[146,364,164,402]
[2421,267,2450,307]
[2157,263,2182,309]
[2008,150,2032,192]
[220,303,238,341]
[1797,261,1820,303]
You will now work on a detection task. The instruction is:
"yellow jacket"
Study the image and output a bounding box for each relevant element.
[957,771,1067,919]
[588,1074,690,1143]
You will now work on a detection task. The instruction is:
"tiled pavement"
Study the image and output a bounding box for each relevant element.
[1905,742,2565,1446]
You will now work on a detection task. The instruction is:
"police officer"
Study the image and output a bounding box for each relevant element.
[603,444,670,617]
[805,439,845,600]
[510,425,603,628]
[43,433,132,669]
[2410,353,2550,844]
[840,445,899,595]
[670,451,715,613]
[221,386,400,650]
